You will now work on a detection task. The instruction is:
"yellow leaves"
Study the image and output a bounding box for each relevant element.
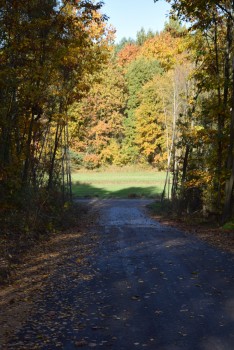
[185,170,212,188]
[154,152,168,164]
[143,146,154,157]
[188,124,217,145]
[85,10,105,38]
[63,201,71,210]
[193,125,204,132]
[139,32,185,70]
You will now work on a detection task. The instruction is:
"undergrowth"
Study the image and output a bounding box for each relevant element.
[0,192,83,285]
[148,200,221,228]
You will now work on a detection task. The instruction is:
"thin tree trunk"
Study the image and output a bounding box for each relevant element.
[47,122,62,190]
[22,113,34,186]
[161,99,170,201]
[161,83,177,201]
[65,115,72,201]
[181,145,190,183]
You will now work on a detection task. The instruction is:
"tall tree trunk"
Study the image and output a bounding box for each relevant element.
[65,114,72,200]
[222,57,234,222]
[222,2,234,222]
[213,13,223,210]
[223,17,232,110]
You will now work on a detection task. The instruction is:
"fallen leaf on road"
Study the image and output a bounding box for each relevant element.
[75,340,88,347]
[155,310,163,315]
[88,343,97,347]
[178,331,187,337]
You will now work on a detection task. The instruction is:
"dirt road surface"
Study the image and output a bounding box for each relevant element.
[4,199,234,349]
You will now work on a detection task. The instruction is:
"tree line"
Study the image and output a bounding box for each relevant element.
[70,2,234,223]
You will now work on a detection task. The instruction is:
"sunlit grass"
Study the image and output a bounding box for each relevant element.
[72,167,166,198]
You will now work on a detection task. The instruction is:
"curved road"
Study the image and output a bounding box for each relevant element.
[6,199,234,349]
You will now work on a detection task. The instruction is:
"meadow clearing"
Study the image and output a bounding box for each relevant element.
[72,167,166,198]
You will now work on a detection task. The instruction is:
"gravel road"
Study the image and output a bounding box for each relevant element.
[5,199,234,350]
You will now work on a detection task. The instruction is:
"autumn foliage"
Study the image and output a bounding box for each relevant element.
[70,10,234,222]
[0,0,111,236]
[1,0,234,238]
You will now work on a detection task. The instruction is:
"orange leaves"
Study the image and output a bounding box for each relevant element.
[69,62,127,167]
[83,154,100,168]
[117,44,140,67]
[115,29,187,72]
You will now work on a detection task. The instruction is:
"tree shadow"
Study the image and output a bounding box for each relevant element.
[72,181,162,199]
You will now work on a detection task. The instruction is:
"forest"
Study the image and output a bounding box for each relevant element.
[1,0,234,243]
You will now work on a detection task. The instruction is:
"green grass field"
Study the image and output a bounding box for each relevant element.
[72,168,166,198]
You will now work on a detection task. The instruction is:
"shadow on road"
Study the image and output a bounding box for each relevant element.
[3,199,234,349]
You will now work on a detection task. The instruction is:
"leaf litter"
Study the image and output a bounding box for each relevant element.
[0,204,100,348]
